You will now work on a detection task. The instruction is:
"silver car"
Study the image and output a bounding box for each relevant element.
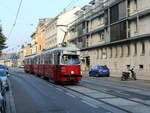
[0,69,9,91]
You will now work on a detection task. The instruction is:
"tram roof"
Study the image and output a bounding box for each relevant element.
[25,46,80,59]
[42,46,80,55]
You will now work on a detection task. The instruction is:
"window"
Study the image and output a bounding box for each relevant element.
[98,16,104,25]
[141,42,145,55]
[115,47,118,57]
[110,47,112,58]
[139,65,144,70]
[86,37,89,47]
[100,49,102,59]
[121,45,123,57]
[99,32,104,41]
[82,22,85,29]
[97,50,99,59]
[127,65,130,69]
[127,45,130,56]
[134,20,138,33]
[133,0,137,11]
[39,45,41,50]
[102,48,107,59]
[134,43,137,55]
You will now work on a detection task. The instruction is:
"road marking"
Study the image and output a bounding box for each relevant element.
[80,95,104,108]
[115,91,130,96]
[65,92,76,98]
[81,100,99,108]
[86,92,115,99]
[55,88,63,91]
[101,98,138,106]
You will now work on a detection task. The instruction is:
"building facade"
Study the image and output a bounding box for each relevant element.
[66,0,150,76]
[45,7,81,49]
[31,32,38,55]
[35,18,51,54]
[22,44,32,58]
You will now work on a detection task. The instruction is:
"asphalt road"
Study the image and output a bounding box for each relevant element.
[8,68,150,113]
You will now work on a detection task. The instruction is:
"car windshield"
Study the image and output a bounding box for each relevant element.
[61,55,80,65]
[102,66,108,69]
[95,66,108,70]
[0,70,7,77]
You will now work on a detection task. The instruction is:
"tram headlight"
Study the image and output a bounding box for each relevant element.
[70,71,74,74]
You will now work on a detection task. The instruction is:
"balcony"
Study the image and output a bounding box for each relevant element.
[128,5,150,16]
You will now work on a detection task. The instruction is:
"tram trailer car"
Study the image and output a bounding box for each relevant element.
[24,46,82,83]
[24,55,35,73]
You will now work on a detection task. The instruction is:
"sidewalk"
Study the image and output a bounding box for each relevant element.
[82,71,150,81]
[111,73,150,81]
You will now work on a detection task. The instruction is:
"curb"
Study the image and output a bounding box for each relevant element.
[7,78,16,113]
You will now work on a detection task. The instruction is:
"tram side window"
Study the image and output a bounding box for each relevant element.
[41,57,44,64]
[54,52,60,65]
[40,57,43,64]
[28,59,30,64]
[31,59,34,65]
[27,59,29,64]
[48,54,50,64]
[35,58,38,65]
[25,60,26,65]
[48,54,53,64]
[38,57,40,64]
[39,57,42,64]
[45,54,48,64]
[24,60,26,65]
[33,58,35,65]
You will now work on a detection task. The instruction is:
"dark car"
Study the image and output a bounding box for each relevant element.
[89,65,110,77]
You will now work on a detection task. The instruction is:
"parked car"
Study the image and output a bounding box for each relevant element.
[0,80,6,113]
[89,65,110,77]
[0,65,9,74]
[0,69,9,91]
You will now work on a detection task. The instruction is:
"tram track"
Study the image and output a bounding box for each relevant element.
[81,79,150,100]
[11,72,150,113]
[48,80,150,113]
[63,86,133,113]
[11,72,131,113]
[83,77,150,92]
[77,82,150,107]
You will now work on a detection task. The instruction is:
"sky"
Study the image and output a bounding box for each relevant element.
[0,0,91,53]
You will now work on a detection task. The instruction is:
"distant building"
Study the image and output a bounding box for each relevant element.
[31,32,38,55]
[45,7,81,49]
[0,53,18,67]
[22,44,32,58]
[36,18,51,53]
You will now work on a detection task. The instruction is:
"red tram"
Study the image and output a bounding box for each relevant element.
[24,55,35,74]
[24,46,82,83]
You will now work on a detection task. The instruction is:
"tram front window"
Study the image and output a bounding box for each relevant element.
[61,55,80,65]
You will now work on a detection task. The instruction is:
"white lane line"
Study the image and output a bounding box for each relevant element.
[116,91,130,96]
[65,92,76,98]
[81,100,98,108]
[55,88,63,91]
